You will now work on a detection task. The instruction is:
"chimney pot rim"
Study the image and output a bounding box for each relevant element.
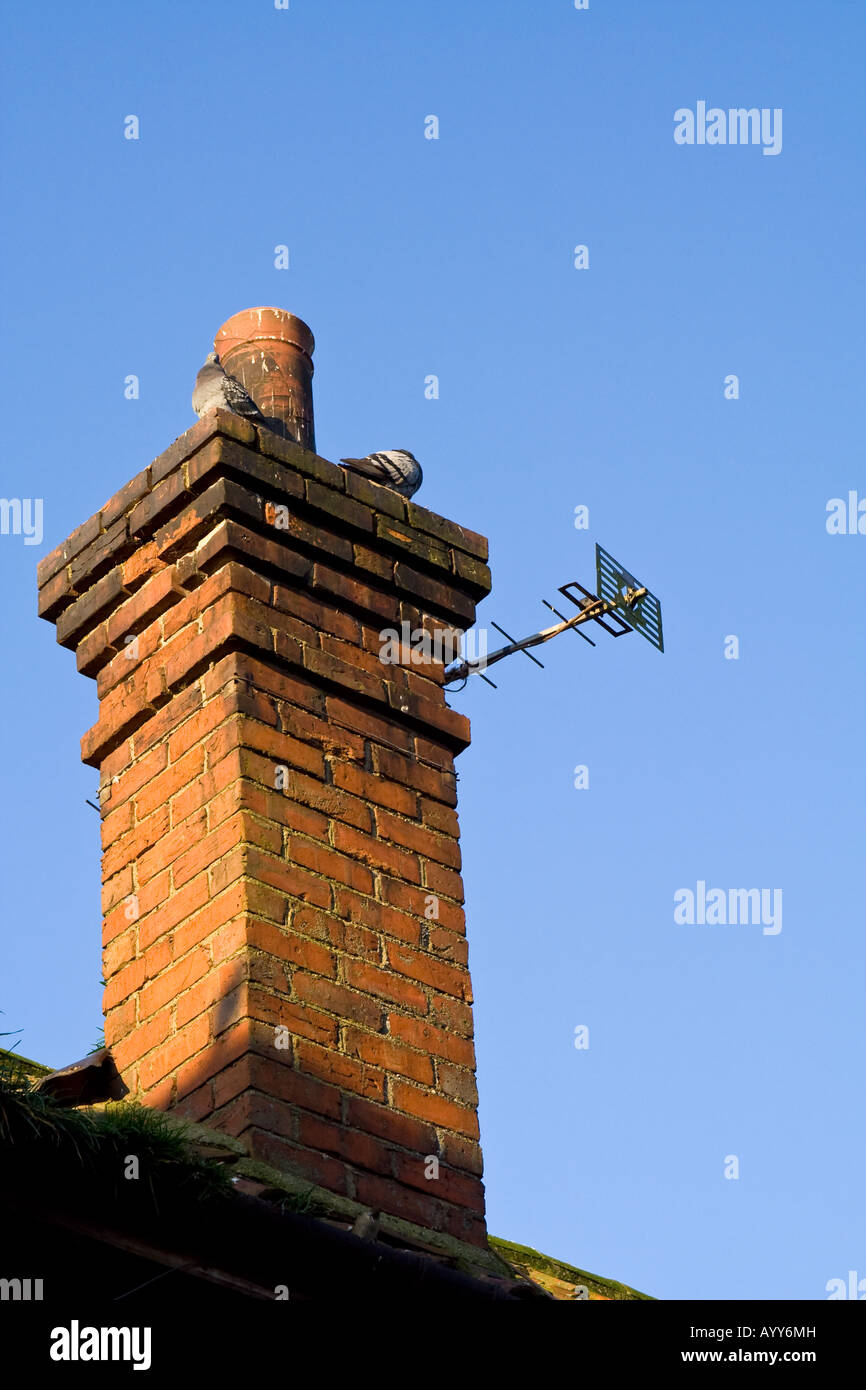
[215,307,315,359]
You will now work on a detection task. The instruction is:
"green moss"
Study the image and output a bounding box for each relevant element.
[490,1236,654,1300]
[0,1048,53,1080]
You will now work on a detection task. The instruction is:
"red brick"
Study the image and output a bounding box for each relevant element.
[246,919,336,978]
[325,696,412,753]
[384,941,471,1001]
[167,699,231,763]
[342,959,427,1014]
[173,1018,261,1099]
[103,996,136,1048]
[142,935,172,980]
[175,957,248,1029]
[443,1208,488,1248]
[296,1113,392,1176]
[414,736,455,771]
[353,1172,445,1232]
[205,714,325,781]
[121,539,165,591]
[213,1091,296,1142]
[391,1081,479,1139]
[331,823,421,884]
[171,1081,215,1124]
[423,860,465,903]
[172,746,240,825]
[139,947,210,1019]
[391,1151,485,1212]
[102,924,137,977]
[110,1009,172,1074]
[427,924,469,966]
[203,650,322,717]
[134,744,205,821]
[215,680,281,733]
[250,1132,350,1195]
[377,876,465,934]
[103,956,146,1010]
[291,903,379,962]
[173,812,281,890]
[101,866,134,917]
[437,1132,484,1177]
[302,645,386,705]
[135,808,208,886]
[436,1060,479,1108]
[237,761,369,834]
[139,1014,210,1090]
[373,807,461,868]
[57,566,128,649]
[137,873,211,951]
[272,584,361,645]
[100,742,168,814]
[331,761,418,817]
[333,888,422,947]
[387,1014,475,1068]
[235,845,333,910]
[67,517,128,591]
[105,566,182,649]
[168,881,248,957]
[343,1027,434,1086]
[345,472,406,521]
[100,798,134,850]
[292,972,383,1033]
[371,745,457,806]
[428,993,474,1038]
[404,501,488,563]
[419,796,460,837]
[76,620,117,677]
[288,836,374,897]
[295,1039,385,1102]
[193,517,314,587]
[344,1095,436,1155]
[310,563,398,623]
[216,1051,344,1121]
[132,682,203,760]
[451,549,492,594]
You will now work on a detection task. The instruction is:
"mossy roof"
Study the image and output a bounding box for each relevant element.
[0,1049,651,1300]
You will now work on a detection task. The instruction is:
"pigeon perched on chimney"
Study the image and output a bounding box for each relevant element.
[192,352,266,424]
[339,450,423,500]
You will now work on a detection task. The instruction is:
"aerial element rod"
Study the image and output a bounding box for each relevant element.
[444,543,663,687]
[444,589,646,684]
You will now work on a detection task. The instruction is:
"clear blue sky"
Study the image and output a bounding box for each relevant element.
[1,0,863,1300]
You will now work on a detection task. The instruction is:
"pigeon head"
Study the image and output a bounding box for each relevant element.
[206,352,220,365]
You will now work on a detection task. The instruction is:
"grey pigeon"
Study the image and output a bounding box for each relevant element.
[339,449,423,499]
[192,352,266,423]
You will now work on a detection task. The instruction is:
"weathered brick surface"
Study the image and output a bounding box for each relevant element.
[39,410,492,1247]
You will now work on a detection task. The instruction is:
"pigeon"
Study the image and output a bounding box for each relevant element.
[339,450,423,499]
[192,352,266,424]
[350,1208,381,1242]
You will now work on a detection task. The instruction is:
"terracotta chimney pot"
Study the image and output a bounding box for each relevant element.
[215,307,315,450]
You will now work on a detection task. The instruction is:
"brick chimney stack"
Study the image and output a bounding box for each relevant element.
[38,310,492,1248]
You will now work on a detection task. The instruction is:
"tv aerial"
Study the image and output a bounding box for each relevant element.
[444,543,664,689]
